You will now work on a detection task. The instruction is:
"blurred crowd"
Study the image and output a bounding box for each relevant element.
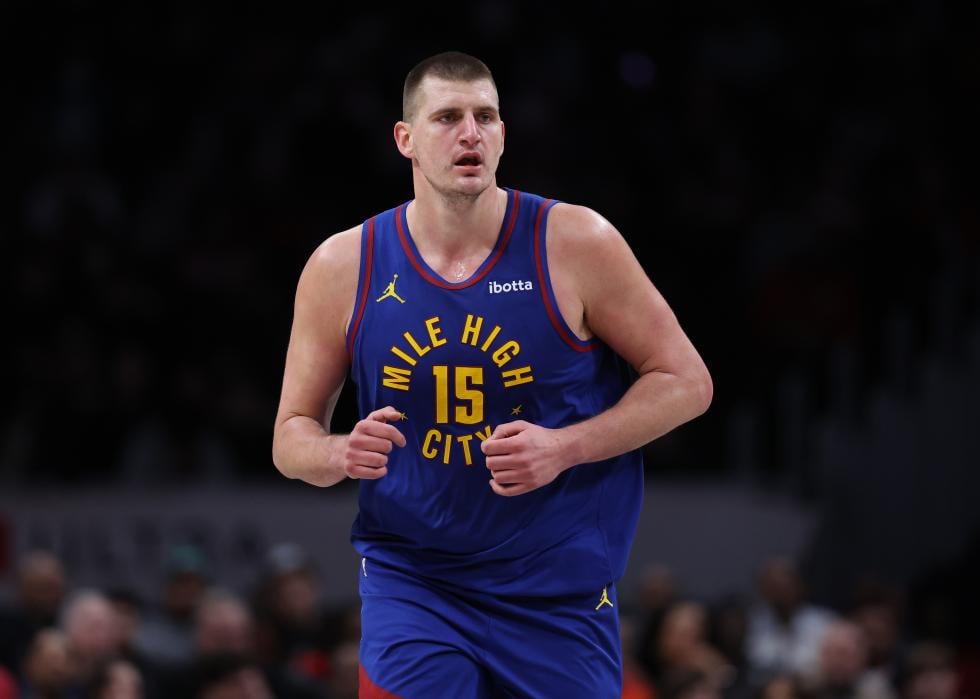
[5,3,977,485]
[1,546,977,699]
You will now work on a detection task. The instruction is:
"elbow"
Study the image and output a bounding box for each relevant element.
[271,427,295,480]
[690,364,713,417]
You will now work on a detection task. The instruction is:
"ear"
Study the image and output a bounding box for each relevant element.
[394,121,414,159]
[500,120,505,156]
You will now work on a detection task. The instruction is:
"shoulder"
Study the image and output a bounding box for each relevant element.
[294,225,363,330]
[545,202,628,256]
[544,202,637,280]
[306,225,362,277]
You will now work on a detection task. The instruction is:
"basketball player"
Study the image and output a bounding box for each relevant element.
[273,52,712,698]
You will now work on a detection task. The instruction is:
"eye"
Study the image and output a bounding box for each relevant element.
[478,112,494,123]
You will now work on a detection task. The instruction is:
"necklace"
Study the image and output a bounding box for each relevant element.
[454,260,466,280]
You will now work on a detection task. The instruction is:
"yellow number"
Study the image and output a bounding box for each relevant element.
[432,365,450,424]
[432,365,485,425]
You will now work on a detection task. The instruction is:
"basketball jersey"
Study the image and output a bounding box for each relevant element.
[346,188,643,597]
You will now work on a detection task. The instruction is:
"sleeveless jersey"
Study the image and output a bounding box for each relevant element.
[346,188,644,597]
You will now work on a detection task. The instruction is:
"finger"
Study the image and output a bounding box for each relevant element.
[346,450,388,469]
[357,420,407,447]
[346,464,388,480]
[488,421,528,440]
[367,406,403,423]
[488,467,521,484]
[348,434,394,454]
[481,434,520,456]
[485,454,518,471]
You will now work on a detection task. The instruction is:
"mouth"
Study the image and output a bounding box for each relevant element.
[453,153,483,170]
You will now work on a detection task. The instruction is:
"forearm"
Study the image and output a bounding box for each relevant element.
[272,415,349,487]
[559,369,712,466]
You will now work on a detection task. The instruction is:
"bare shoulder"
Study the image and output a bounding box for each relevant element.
[545,203,632,268]
[296,225,363,335]
[545,202,641,304]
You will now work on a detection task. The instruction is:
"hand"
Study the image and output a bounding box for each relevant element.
[480,420,570,496]
[344,406,406,480]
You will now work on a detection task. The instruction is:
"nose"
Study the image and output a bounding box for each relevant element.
[458,113,481,146]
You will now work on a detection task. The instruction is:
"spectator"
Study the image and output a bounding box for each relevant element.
[132,545,209,670]
[896,643,957,699]
[21,629,73,699]
[0,551,67,676]
[61,590,124,688]
[800,620,895,699]
[747,558,836,682]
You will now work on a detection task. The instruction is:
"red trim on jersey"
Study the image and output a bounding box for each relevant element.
[346,217,375,359]
[533,200,594,352]
[359,665,404,698]
[395,190,521,289]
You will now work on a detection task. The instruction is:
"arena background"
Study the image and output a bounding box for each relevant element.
[1,2,978,696]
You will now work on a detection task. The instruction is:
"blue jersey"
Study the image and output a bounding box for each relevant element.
[346,188,643,598]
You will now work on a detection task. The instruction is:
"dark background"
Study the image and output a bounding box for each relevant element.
[5,2,977,486]
[3,0,979,595]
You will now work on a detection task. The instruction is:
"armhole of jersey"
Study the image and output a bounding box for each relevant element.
[346,217,375,362]
[533,200,596,352]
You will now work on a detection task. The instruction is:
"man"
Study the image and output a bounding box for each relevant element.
[273,51,712,698]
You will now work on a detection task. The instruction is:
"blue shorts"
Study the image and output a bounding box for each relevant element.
[357,557,622,698]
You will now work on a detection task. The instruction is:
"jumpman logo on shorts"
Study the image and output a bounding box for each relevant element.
[376,274,406,303]
[595,586,613,610]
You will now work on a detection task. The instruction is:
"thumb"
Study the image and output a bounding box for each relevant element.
[368,405,402,423]
[489,420,529,440]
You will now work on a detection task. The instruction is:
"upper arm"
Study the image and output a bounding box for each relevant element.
[546,204,711,388]
[274,226,362,434]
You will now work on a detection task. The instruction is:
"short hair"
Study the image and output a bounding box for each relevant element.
[402,51,496,122]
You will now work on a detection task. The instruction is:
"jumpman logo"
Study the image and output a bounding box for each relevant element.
[376,274,406,303]
[595,586,613,611]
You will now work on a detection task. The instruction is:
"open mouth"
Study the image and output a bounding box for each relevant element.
[454,154,483,168]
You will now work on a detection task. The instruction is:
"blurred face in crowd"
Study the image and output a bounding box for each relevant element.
[396,76,505,201]
[758,559,804,619]
[25,629,74,691]
[98,660,144,699]
[196,595,254,656]
[659,602,708,665]
[273,570,319,628]
[18,551,67,620]
[761,675,799,699]
[818,622,868,688]
[853,603,899,667]
[166,572,207,621]
[64,592,122,672]
[905,668,957,699]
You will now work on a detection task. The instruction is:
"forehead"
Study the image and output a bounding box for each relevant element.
[415,76,499,113]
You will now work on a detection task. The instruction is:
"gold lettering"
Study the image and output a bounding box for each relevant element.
[422,429,440,459]
[382,366,412,391]
[457,434,474,466]
[502,366,534,387]
[404,331,431,357]
[475,425,493,442]
[461,314,484,346]
[389,345,417,366]
[480,325,502,352]
[443,434,452,465]
[492,340,520,368]
[425,317,447,348]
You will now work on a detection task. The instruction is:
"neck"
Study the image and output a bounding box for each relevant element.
[407,178,505,257]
